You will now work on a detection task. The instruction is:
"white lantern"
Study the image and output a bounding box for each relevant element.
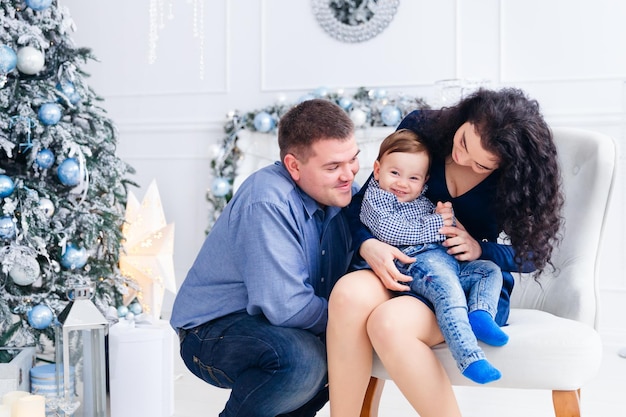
[54,284,108,417]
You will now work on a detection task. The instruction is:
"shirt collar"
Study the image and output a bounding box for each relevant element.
[297,186,325,219]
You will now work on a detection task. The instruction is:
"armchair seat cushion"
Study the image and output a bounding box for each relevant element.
[371,308,602,390]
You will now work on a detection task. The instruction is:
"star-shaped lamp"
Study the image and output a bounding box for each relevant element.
[119,180,176,319]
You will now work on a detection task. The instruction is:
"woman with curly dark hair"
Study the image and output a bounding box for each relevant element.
[327,88,564,417]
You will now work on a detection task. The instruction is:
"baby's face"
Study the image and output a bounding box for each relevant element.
[373,151,429,202]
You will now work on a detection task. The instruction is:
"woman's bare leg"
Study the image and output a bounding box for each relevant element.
[327,270,391,417]
[367,296,462,417]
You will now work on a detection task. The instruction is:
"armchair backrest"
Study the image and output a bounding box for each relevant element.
[509,128,616,329]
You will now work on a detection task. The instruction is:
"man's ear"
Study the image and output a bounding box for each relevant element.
[283,153,301,181]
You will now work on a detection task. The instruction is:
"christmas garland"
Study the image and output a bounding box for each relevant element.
[206,87,430,232]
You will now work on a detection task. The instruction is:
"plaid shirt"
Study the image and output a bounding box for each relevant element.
[360,178,448,247]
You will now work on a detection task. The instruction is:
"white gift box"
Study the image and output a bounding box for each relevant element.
[108,319,175,417]
[0,347,36,398]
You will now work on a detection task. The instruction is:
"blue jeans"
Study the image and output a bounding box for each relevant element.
[396,244,502,372]
[179,312,328,417]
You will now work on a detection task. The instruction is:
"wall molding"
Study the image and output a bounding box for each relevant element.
[111,112,624,135]
[116,120,222,133]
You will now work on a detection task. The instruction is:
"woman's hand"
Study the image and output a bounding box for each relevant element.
[435,201,455,226]
[439,220,482,261]
[359,239,414,292]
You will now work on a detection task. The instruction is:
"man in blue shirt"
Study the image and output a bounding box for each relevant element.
[170,99,360,417]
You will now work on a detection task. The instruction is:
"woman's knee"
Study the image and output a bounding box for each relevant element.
[366,307,398,348]
[329,270,387,317]
[367,297,442,349]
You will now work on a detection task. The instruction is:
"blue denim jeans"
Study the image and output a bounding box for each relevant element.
[179,312,328,417]
[396,244,502,372]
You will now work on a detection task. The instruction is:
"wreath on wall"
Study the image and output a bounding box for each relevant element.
[312,0,400,43]
[206,86,430,232]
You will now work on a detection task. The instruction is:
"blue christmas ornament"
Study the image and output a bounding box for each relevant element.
[0,216,15,240]
[338,97,353,111]
[117,305,129,318]
[381,105,402,126]
[313,86,329,97]
[35,148,55,169]
[0,175,15,198]
[129,302,143,315]
[56,80,80,104]
[373,88,388,99]
[57,158,81,186]
[27,304,54,329]
[38,103,62,126]
[60,243,88,270]
[253,111,275,133]
[297,94,315,103]
[0,45,17,73]
[25,0,53,11]
[211,177,231,197]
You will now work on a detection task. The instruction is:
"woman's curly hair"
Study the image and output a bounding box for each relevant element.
[422,88,564,274]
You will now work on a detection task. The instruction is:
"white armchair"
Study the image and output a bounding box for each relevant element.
[232,126,616,417]
[363,127,616,417]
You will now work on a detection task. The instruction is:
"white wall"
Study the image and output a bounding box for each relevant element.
[62,0,626,340]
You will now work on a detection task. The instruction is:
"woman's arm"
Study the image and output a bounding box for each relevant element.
[344,177,373,250]
[439,223,536,273]
[479,241,536,273]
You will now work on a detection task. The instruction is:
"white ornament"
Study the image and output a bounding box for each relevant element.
[9,255,41,286]
[39,197,55,217]
[16,46,45,75]
[208,143,223,159]
[350,108,367,127]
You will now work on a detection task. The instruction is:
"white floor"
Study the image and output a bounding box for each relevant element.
[171,340,626,417]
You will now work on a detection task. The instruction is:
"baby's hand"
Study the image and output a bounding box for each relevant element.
[436,201,454,226]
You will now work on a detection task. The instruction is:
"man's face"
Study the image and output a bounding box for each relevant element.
[286,136,360,208]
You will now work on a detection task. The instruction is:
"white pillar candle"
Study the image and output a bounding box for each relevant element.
[0,404,10,417]
[13,394,46,417]
[1,390,30,409]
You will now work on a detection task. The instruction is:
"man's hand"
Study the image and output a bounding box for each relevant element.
[360,239,414,291]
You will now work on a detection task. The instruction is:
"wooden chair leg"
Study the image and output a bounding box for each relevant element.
[360,377,385,417]
[552,389,581,417]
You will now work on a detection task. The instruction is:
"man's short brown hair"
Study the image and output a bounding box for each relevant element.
[278,99,354,162]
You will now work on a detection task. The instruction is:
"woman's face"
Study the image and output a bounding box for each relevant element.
[452,122,500,174]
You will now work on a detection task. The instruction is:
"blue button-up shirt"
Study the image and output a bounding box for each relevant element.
[170,162,355,335]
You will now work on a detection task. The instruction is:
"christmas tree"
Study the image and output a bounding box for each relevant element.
[0,0,136,356]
